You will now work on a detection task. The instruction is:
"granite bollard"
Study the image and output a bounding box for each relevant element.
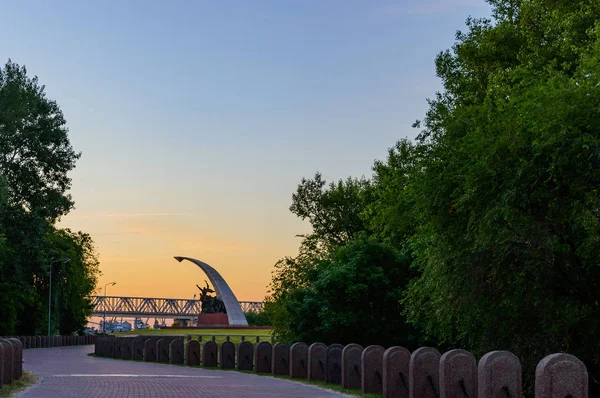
[170,339,184,365]
[121,337,133,360]
[157,339,170,363]
[289,342,308,379]
[254,341,272,373]
[144,338,158,362]
[409,347,441,398]
[326,344,344,385]
[220,341,235,369]
[7,338,22,379]
[440,349,477,398]
[342,343,363,390]
[203,341,218,367]
[6,337,23,380]
[0,340,13,385]
[236,341,254,371]
[186,340,201,366]
[362,345,385,394]
[382,346,410,398]
[478,351,522,398]
[308,342,327,381]
[272,342,290,376]
[535,353,588,398]
[132,337,145,360]
[113,338,122,359]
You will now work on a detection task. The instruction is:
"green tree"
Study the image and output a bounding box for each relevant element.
[46,229,100,335]
[0,59,80,221]
[290,172,373,253]
[405,0,600,393]
[364,139,419,250]
[265,173,375,341]
[0,59,98,335]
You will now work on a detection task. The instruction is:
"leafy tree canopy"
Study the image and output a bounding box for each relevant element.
[0,59,97,335]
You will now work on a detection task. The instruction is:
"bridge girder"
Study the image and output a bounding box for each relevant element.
[89,296,263,319]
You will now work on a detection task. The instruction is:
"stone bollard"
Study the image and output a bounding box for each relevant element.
[121,337,134,360]
[325,344,343,384]
[113,338,122,359]
[308,342,327,382]
[342,343,363,390]
[143,338,158,362]
[220,341,235,369]
[236,341,254,371]
[170,339,184,365]
[289,342,308,379]
[157,339,169,363]
[409,347,441,398]
[272,342,290,376]
[383,346,410,398]
[203,341,218,367]
[6,338,23,380]
[361,345,385,394]
[535,353,588,398]
[254,341,272,373]
[186,340,201,366]
[478,351,522,398]
[0,339,13,385]
[439,349,477,398]
[132,337,146,360]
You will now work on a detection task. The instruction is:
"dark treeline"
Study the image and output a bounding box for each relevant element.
[264,0,600,395]
[0,60,99,336]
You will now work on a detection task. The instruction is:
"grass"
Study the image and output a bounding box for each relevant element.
[116,328,274,345]
[0,371,39,397]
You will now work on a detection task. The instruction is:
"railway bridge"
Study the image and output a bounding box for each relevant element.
[90,295,264,324]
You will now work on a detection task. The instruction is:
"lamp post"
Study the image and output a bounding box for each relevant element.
[48,258,70,336]
[103,282,116,333]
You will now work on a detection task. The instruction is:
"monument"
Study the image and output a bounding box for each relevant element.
[174,256,248,326]
[196,280,228,325]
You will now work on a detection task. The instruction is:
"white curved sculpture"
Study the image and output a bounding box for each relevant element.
[174,256,248,326]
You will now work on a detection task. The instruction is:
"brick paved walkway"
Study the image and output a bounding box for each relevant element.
[18,346,346,397]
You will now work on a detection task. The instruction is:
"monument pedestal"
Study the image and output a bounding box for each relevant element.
[197,313,228,326]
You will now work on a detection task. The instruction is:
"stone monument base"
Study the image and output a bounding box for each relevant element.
[197,313,228,326]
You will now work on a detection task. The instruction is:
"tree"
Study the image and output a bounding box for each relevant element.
[46,229,100,335]
[290,172,373,253]
[267,238,418,347]
[405,0,600,393]
[364,139,419,250]
[0,59,97,335]
[0,59,80,221]
[265,173,375,341]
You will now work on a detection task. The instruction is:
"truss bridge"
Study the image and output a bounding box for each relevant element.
[90,296,264,320]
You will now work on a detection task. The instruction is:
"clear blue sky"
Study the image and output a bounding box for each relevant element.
[1,0,491,300]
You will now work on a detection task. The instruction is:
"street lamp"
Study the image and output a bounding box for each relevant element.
[103,282,116,333]
[47,258,70,336]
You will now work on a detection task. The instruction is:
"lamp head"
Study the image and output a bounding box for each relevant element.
[174,256,184,262]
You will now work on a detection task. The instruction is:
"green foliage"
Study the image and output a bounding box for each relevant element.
[404,0,600,394]
[0,59,80,221]
[290,172,373,253]
[0,59,98,335]
[244,310,271,327]
[268,1,600,395]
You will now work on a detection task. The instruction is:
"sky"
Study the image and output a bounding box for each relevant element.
[1,0,492,302]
